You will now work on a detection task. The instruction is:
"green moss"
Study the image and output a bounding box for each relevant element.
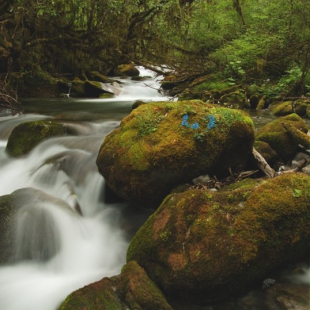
[256,113,309,162]
[59,277,123,310]
[127,173,310,304]
[6,120,68,157]
[121,261,173,310]
[97,100,255,207]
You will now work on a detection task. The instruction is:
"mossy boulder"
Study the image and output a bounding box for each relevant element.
[218,90,249,109]
[84,80,107,97]
[59,276,123,310]
[59,261,173,310]
[269,100,309,117]
[70,78,85,97]
[127,173,310,304]
[96,100,255,208]
[255,113,309,163]
[118,64,140,77]
[86,71,114,83]
[253,140,278,164]
[6,120,69,157]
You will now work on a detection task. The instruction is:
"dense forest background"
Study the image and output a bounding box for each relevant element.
[1,0,310,109]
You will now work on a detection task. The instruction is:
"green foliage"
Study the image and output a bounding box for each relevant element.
[293,189,302,198]
[3,0,310,99]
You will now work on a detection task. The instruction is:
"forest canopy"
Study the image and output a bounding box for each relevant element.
[1,0,310,104]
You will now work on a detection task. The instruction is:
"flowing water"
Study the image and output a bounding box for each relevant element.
[0,67,169,310]
[0,67,309,310]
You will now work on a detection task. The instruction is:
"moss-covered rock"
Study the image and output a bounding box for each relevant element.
[269,100,309,117]
[6,120,69,157]
[127,173,310,304]
[255,113,309,163]
[253,140,278,164]
[58,261,173,310]
[218,90,249,109]
[120,261,173,310]
[70,78,86,97]
[96,100,255,208]
[118,64,140,77]
[0,194,15,264]
[59,276,123,310]
[84,80,107,97]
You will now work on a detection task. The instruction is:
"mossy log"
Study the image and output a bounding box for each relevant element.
[282,122,310,150]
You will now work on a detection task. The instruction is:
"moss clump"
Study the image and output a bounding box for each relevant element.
[270,100,308,117]
[6,120,68,157]
[59,277,123,310]
[127,173,310,304]
[255,113,309,162]
[59,261,173,310]
[97,100,255,208]
[121,261,173,310]
[118,64,140,77]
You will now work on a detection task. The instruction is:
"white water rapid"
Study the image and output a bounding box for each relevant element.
[0,67,170,310]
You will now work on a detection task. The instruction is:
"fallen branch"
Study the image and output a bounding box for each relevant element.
[252,147,276,178]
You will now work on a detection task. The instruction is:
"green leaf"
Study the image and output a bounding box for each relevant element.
[293,189,302,198]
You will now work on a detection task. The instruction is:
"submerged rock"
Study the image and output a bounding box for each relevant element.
[59,260,173,310]
[96,100,255,208]
[126,173,310,304]
[0,188,78,263]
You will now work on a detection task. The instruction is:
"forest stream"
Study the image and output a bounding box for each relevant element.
[0,67,309,310]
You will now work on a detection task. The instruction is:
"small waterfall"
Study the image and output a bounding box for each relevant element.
[0,117,128,310]
[101,65,171,102]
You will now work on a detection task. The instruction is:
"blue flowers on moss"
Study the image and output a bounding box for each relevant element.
[206,115,216,129]
[181,114,216,131]
[191,122,199,130]
[181,114,189,127]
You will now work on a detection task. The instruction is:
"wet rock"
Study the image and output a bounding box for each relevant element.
[59,261,173,310]
[269,99,309,117]
[118,64,140,77]
[0,188,77,263]
[265,283,309,310]
[127,173,310,304]
[0,194,15,263]
[255,113,309,163]
[6,120,69,157]
[96,100,255,208]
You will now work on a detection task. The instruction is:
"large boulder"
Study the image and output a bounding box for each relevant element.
[96,100,255,208]
[6,120,69,157]
[127,173,310,304]
[59,260,173,310]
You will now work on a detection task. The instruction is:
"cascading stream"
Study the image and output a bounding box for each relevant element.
[0,67,170,310]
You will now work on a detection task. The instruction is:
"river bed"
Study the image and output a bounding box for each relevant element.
[0,67,309,310]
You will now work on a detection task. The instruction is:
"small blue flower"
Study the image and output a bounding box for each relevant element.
[206,115,216,129]
[191,122,199,130]
[181,114,189,126]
